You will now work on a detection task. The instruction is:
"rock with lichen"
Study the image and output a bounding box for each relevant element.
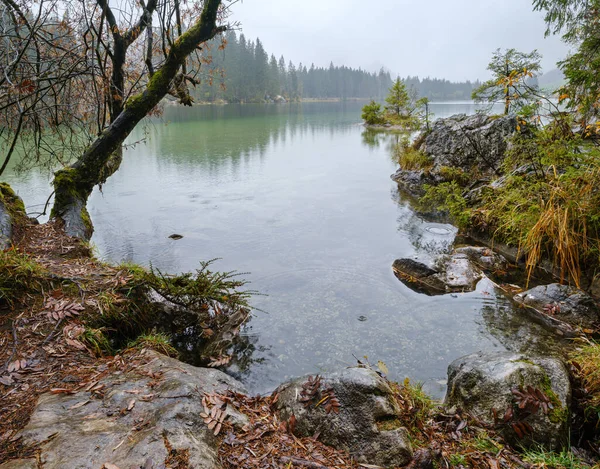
[0,351,245,469]
[445,351,571,450]
[275,367,413,468]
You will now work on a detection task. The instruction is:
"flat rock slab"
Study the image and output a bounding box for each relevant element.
[515,283,600,330]
[0,351,245,469]
[445,351,570,450]
[275,367,413,468]
[393,249,486,296]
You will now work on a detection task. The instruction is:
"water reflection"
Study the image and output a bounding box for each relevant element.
[2,101,567,398]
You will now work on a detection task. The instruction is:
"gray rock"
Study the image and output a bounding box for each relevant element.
[435,252,483,291]
[275,367,413,468]
[393,250,485,296]
[392,114,517,196]
[445,351,570,450]
[515,284,600,329]
[454,246,508,272]
[4,351,245,469]
[391,168,437,198]
[418,114,517,174]
[392,258,447,295]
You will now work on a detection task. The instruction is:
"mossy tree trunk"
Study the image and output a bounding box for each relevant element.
[51,0,225,239]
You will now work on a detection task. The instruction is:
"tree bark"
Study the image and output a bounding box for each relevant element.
[51,0,225,239]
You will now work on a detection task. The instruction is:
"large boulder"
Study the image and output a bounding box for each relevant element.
[418,113,517,173]
[0,351,245,469]
[515,284,600,330]
[275,367,413,468]
[0,183,26,250]
[445,351,570,450]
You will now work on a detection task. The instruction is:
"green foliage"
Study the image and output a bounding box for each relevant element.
[0,250,47,306]
[385,78,412,117]
[522,447,589,469]
[472,48,542,115]
[472,432,502,453]
[421,182,471,227]
[438,166,469,185]
[361,100,385,125]
[477,145,600,286]
[448,453,468,467]
[534,0,600,127]
[127,332,178,357]
[147,259,254,314]
[397,147,433,171]
[570,342,600,424]
[383,78,420,128]
[81,327,113,356]
[415,97,434,131]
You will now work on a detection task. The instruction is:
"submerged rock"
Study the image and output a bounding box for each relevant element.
[0,183,26,250]
[392,248,496,295]
[275,367,413,468]
[453,246,508,272]
[515,283,600,330]
[445,351,570,450]
[1,351,245,469]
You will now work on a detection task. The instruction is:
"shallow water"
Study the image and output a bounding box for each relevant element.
[4,101,562,397]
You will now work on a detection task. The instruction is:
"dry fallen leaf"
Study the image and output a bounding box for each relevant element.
[102,463,121,469]
[127,399,136,411]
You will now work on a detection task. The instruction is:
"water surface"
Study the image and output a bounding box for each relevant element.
[5,101,560,397]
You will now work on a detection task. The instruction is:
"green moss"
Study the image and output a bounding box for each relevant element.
[376,417,403,432]
[0,250,48,304]
[0,182,27,221]
[50,167,84,218]
[127,332,178,357]
[80,206,93,234]
[539,374,569,425]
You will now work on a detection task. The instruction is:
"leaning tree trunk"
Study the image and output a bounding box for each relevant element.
[51,0,225,239]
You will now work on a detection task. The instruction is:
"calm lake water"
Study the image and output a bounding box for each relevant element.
[6,101,561,397]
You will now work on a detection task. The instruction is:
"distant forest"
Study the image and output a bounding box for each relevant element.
[192,32,480,103]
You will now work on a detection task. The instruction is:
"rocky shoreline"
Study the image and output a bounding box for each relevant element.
[2,112,600,468]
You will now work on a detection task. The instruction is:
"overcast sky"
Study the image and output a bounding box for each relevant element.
[230,0,570,82]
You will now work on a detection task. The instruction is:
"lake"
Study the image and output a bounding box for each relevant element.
[5,101,561,397]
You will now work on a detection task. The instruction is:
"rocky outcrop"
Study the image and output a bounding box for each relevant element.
[445,351,570,450]
[515,284,600,330]
[275,367,413,468]
[0,183,26,250]
[0,351,245,469]
[418,113,517,174]
[393,246,507,295]
[392,114,517,197]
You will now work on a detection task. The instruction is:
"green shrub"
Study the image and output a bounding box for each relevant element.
[397,148,433,171]
[361,100,386,125]
[420,182,471,227]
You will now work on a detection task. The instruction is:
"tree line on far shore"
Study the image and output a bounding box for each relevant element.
[191,31,482,103]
